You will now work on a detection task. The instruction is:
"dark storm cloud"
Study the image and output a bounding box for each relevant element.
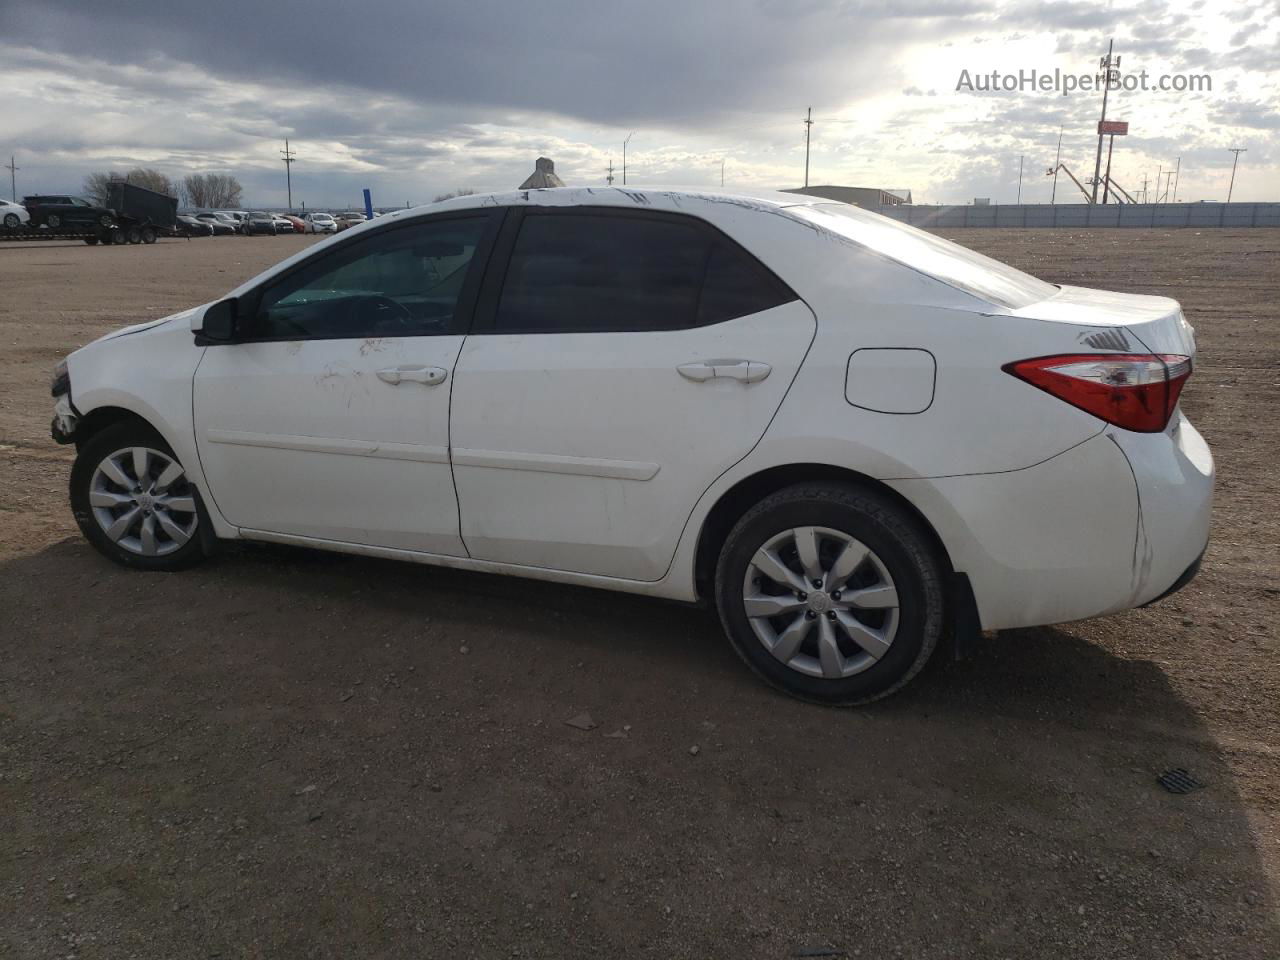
[3,0,987,129]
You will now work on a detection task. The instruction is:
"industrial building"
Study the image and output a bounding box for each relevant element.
[782,185,912,208]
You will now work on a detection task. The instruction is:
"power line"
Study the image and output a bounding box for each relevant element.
[803,107,813,188]
[1226,148,1246,202]
[281,139,297,209]
[1091,38,1120,204]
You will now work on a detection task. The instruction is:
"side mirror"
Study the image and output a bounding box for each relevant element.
[196,298,238,343]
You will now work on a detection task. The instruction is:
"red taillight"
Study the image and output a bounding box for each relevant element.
[1003,353,1192,432]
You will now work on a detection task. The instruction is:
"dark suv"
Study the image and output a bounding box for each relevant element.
[22,195,115,229]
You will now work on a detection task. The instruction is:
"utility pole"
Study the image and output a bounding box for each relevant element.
[1171,156,1180,203]
[1017,155,1024,203]
[4,155,17,202]
[606,158,615,186]
[280,139,297,210]
[1050,127,1062,204]
[803,107,813,188]
[1091,39,1119,204]
[1102,134,1115,203]
[622,132,634,186]
[720,158,725,187]
[1140,173,1149,204]
[1223,147,1244,203]
[1155,164,1162,203]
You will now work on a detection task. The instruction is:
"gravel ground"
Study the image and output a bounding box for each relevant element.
[1,229,1277,959]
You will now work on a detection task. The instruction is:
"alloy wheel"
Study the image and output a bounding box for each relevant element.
[742,526,900,679]
[89,446,199,556]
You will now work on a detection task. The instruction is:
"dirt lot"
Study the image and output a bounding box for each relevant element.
[2,229,1277,959]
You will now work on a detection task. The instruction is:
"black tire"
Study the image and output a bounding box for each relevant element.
[3,213,19,228]
[126,227,142,244]
[83,237,99,245]
[46,213,62,228]
[110,227,126,245]
[70,421,210,572]
[140,226,157,244]
[98,213,114,228]
[715,483,944,706]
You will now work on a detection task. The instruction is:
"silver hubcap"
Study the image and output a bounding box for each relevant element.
[89,446,198,557]
[742,526,900,679]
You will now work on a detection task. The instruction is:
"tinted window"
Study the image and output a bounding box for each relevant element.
[249,217,488,340]
[698,240,795,326]
[493,213,794,334]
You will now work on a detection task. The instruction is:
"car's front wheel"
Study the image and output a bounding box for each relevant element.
[70,421,208,570]
[715,483,944,706]
[3,213,19,228]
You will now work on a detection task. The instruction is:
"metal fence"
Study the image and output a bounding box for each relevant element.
[874,202,1280,229]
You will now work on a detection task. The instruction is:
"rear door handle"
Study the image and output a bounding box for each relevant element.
[377,365,448,386]
[677,359,771,383]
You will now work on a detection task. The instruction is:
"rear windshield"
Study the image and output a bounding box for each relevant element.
[790,203,1056,309]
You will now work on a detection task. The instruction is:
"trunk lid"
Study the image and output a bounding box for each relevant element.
[1004,284,1196,358]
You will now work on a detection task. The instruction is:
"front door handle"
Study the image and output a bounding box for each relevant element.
[677,359,771,383]
[377,365,448,386]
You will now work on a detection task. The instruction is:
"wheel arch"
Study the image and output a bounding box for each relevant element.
[72,405,156,451]
[692,462,957,603]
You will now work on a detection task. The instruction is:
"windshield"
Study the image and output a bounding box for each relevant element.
[789,203,1056,309]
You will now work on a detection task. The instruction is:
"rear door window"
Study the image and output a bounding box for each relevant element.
[492,211,795,334]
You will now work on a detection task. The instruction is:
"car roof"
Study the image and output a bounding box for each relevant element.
[420,185,823,218]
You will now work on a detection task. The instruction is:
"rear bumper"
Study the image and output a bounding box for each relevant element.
[1110,411,1214,607]
[1141,547,1204,607]
[888,412,1213,631]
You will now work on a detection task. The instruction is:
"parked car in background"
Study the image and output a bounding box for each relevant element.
[22,195,115,229]
[281,215,306,233]
[271,214,298,234]
[334,211,367,231]
[303,212,337,234]
[49,187,1213,706]
[176,215,214,237]
[1,198,30,227]
[194,213,236,235]
[244,211,279,236]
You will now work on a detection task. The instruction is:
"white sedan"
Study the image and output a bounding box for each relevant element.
[1,198,30,228]
[303,212,337,234]
[50,187,1213,704]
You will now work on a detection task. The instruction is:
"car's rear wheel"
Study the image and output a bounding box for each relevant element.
[70,422,209,571]
[715,483,944,705]
[140,226,157,244]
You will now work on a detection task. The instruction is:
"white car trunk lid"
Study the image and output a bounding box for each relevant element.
[1005,284,1196,358]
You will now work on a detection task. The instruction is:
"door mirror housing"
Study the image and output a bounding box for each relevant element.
[195,298,238,343]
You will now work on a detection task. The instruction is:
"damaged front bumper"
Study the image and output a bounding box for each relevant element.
[51,393,79,444]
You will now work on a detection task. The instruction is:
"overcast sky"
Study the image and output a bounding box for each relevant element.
[2,0,1276,207]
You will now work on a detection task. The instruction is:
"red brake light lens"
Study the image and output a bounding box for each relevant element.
[1003,353,1192,432]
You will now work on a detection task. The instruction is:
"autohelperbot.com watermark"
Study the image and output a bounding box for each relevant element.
[955,68,1212,97]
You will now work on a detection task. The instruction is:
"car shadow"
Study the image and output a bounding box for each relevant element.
[2,538,1277,958]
